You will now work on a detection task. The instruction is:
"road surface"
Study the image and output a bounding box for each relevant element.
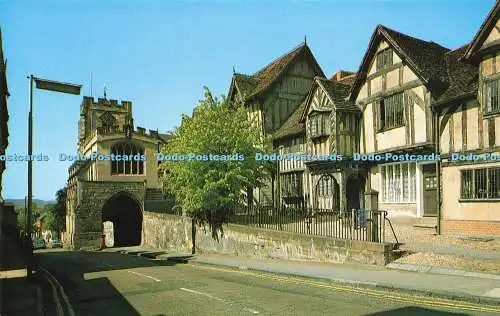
[35,249,499,316]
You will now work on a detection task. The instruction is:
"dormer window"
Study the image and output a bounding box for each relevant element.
[376,48,393,71]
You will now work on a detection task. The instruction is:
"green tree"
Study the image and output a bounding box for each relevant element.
[159,87,264,239]
[43,212,58,231]
[261,135,279,207]
[15,206,26,233]
[53,187,67,232]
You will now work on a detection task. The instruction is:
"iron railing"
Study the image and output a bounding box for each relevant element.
[228,206,390,243]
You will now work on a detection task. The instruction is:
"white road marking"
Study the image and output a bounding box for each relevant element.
[39,267,76,316]
[99,261,161,282]
[127,270,162,282]
[180,287,260,314]
[243,308,260,314]
[180,287,225,302]
[484,288,500,298]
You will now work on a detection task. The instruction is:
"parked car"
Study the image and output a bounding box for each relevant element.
[51,239,62,248]
[32,239,46,249]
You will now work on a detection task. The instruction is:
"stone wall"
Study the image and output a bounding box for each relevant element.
[142,212,396,266]
[142,211,192,253]
[72,180,145,249]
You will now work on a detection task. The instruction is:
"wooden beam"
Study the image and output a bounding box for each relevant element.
[488,117,496,148]
[372,103,378,152]
[366,62,403,81]
[404,92,411,145]
[357,79,421,105]
[424,91,432,143]
[479,102,484,149]
[449,114,454,153]
[399,66,403,87]
[462,103,467,150]
[410,95,415,145]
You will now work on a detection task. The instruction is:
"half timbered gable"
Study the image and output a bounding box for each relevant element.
[228,42,325,138]
[351,25,451,155]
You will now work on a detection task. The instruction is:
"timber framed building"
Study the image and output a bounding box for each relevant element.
[228,42,325,205]
[254,2,500,236]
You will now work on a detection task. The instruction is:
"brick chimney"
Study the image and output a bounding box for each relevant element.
[330,70,356,82]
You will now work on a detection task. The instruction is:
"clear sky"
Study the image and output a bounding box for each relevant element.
[0,0,495,201]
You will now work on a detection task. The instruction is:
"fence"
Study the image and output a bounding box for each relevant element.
[228,206,389,243]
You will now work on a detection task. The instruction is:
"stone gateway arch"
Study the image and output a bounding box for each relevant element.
[102,192,143,247]
[63,97,172,249]
[65,180,146,249]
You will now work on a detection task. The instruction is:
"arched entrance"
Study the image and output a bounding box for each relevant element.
[314,174,340,210]
[102,193,142,247]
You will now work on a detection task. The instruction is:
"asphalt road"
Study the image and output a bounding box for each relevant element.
[35,249,500,316]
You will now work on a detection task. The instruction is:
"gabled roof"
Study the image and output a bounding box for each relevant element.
[272,98,307,142]
[299,76,359,123]
[463,0,500,60]
[274,75,359,142]
[433,44,478,106]
[228,43,325,103]
[228,73,260,101]
[350,25,450,101]
[316,78,360,112]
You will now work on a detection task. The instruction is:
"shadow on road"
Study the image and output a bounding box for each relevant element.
[365,306,471,315]
[35,249,182,316]
[0,230,43,315]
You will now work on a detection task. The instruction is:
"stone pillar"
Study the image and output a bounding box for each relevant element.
[364,189,379,211]
[365,190,379,242]
[338,172,346,212]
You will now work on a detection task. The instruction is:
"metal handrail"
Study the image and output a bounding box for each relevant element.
[384,214,399,245]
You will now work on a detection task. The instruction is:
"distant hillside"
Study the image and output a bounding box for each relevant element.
[5,199,56,208]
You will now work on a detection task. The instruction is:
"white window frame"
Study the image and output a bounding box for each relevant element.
[381,162,417,203]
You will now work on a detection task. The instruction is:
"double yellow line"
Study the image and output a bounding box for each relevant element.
[191,263,500,313]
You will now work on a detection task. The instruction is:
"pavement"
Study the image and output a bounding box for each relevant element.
[398,243,500,261]
[36,248,500,315]
[101,246,500,306]
[0,232,43,316]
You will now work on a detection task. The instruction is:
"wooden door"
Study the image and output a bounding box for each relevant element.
[422,164,437,216]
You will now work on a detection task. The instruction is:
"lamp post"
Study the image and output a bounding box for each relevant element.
[26,75,81,277]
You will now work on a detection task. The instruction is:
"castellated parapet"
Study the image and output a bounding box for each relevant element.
[78,96,133,148]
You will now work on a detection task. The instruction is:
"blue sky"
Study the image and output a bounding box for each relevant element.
[0,0,495,200]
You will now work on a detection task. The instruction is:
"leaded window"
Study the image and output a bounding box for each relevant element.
[379,93,404,130]
[281,172,303,197]
[309,114,330,138]
[381,162,416,203]
[376,48,393,71]
[111,142,144,175]
[484,79,500,113]
[461,167,500,199]
[317,176,333,197]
